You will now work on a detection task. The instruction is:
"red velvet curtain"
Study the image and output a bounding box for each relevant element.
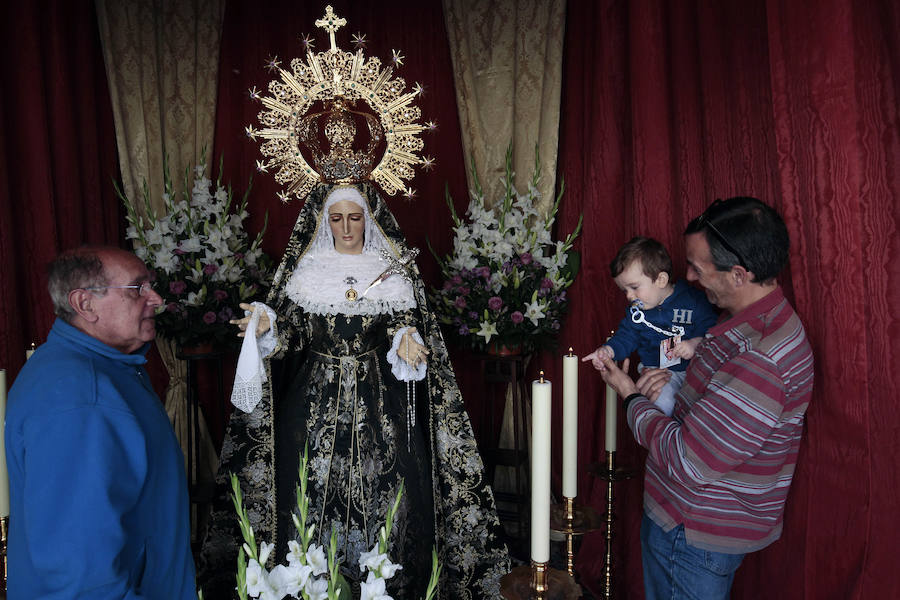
[2,1,898,598]
[0,0,123,380]
[557,0,900,598]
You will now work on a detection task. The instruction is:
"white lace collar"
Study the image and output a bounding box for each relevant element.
[285,250,416,316]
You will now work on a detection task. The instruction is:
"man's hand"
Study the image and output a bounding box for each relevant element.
[634,367,673,402]
[231,302,271,338]
[598,356,639,399]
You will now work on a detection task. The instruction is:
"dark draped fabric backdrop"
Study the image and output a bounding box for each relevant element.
[554,0,900,598]
[0,0,123,378]
[1,1,898,599]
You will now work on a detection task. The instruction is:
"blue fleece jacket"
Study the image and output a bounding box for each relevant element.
[606,280,718,371]
[5,319,196,599]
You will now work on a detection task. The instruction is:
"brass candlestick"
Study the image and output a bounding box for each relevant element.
[549,496,603,577]
[1,515,8,593]
[500,562,581,600]
[532,560,548,598]
[589,450,634,600]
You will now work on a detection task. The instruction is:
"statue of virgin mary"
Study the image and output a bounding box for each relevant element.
[198,181,510,599]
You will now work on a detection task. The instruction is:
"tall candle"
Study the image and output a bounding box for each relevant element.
[562,350,578,498]
[531,373,552,563]
[26,342,36,360]
[0,369,9,517]
[604,383,617,452]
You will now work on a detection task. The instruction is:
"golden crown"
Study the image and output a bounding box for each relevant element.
[246,5,436,202]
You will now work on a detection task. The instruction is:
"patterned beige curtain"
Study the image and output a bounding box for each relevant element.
[95,0,224,217]
[443,0,566,510]
[95,0,224,498]
[442,0,566,215]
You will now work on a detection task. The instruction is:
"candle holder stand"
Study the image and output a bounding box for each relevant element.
[589,451,634,600]
[1,515,7,593]
[500,560,581,600]
[549,496,603,577]
[550,496,603,577]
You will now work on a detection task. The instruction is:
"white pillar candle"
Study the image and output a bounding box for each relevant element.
[25,342,36,360]
[0,368,9,517]
[562,350,578,498]
[604,383,617,452]
[531,373,552,563]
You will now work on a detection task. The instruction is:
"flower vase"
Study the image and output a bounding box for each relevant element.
[486,341,522,357]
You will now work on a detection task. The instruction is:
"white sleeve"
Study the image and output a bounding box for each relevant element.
[386,327,427,382]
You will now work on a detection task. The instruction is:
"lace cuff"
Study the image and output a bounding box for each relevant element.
[386,327,427,382]
[230,304,271,413]
[253,302,278,358]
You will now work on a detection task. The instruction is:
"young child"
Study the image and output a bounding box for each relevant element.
[583,236,718,416]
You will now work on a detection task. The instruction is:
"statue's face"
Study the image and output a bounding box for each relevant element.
[328,199,365,254]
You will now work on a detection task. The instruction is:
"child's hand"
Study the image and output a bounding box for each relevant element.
[669,336,703,360]
[582,345,614,370]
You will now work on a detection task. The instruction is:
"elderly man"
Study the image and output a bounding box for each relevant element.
[599,197,814,600]
[5,246,196,599]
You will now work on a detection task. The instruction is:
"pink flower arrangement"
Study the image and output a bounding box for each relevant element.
[118,157,273,348]
[430,146,581,353]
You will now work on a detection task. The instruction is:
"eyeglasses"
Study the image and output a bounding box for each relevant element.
[695,200,749,270]
[82,282,155,297]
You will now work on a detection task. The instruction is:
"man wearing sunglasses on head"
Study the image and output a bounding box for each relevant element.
[5,246,197,599]
[598,197,814,600]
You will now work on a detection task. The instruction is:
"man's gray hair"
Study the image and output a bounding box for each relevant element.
[47,248,109,323]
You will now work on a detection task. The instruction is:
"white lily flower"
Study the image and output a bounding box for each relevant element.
[476,320,498,344]
[525,300,546,326]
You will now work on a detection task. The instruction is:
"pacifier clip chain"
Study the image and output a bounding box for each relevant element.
[629,300,685,337]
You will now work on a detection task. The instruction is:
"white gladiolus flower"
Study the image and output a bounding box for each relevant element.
[378,557,403,579]
[153,250,179,275]
[360,571,391,600]
[286,540,304,566]
[359,547,387,573]
[179,235,203,253]
[305,543,328,576]
[267,563,305,598]
[258,541,275,565]
[304,577,329,600]
[245,559,276,598]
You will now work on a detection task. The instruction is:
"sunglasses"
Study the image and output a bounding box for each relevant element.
[694,200,749,270]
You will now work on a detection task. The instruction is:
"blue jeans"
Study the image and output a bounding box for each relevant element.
[641,512,745,600]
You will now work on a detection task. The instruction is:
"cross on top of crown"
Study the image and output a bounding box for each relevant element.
[315,5,347,52]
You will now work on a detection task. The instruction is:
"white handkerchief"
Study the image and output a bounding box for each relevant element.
[230,307,267,413]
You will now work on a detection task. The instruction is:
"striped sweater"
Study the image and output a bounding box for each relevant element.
[627,286,814,554]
